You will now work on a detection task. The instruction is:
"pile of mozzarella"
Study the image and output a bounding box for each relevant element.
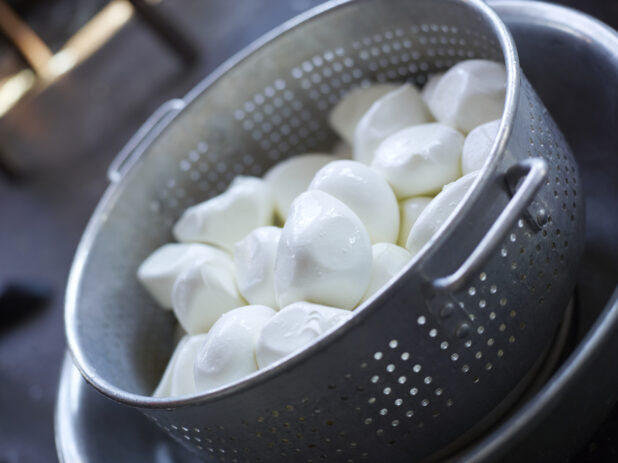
[137,59,506,397]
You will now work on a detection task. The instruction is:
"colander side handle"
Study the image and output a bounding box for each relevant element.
[432,157,548,293]
[107,99,186,183]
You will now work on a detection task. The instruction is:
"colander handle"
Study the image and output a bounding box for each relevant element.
[107,99,186,183]
[432,157,548,293]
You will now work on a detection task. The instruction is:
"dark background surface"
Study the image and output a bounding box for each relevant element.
[0,1,617,462]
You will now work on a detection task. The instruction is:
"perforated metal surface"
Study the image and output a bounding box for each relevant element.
[65,0,584,461]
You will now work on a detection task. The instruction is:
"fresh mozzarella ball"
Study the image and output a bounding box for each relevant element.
[171,256,245,335]
[462,119,501,174]
[332,140,353,159]
[153,334,208,397]
[421,73,444,106]
[170,334,208,396]
[354,84,431,165]
[193,305,275,392]
[153,336,189,397]
[406,172,479,255]
[329,84,399,145]
[274,190,372,310]
[173,176,274,251]
[308,160,399,243]
[398,197,432,247]
[264,154,336,221]
[256,301,352,369]
[371,123,464,199]
[137,243,232,309]
[361,243,412,303]
[234,226,282,308]
[425,59,506,133]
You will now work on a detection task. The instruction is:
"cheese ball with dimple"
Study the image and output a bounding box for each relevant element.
[398,197,432,247]
[169,334,208,397]
[361,243,412,303]
[173,176,274,251]
[234,226,281,309]
[421,73,444,106]
[194,305,275,393]
[371,123,464,199]
[406,171,479,255]
[153,334,208,397]
[462,119,501,175]
[308,160,399,244]
[354,84,432,165]
[264,153,337,222]
[425,59,506,134]
[171,256,245,335]
[329,84,400,145]
[256,301,352,369]
[153,335,188,397]
[137,243,231,310]
[274,190,372,310]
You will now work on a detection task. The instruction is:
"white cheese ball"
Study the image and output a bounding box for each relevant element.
[425,59,506,133]
[406,172,479,255]
[354,84,432,165]
[153,335,188,397]
[169,334,208,397]
[173,176,274,251]
[171,256,245,335]
[264,153,337,222]
[361,243,412,303]
[462,119,501,175]
[234,226,281,309]
[137,243,231,310]
[398,197,432,247]
[256,301,352,369]
[193,305,275,392]
[371,123,464,199]
[308,160,399,243]
[328,84,399,145]
[153,334,207,398]
[421,73,444,106]
[274,190,372,310]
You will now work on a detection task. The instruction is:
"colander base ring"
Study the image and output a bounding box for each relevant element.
[55,296,575,463]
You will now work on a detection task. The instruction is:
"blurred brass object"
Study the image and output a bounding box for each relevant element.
[0,69,35,117]
[0,0,134,118]
[0,0,54,80]
[48,0,134,77]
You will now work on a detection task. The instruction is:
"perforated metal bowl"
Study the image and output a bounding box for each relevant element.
[65,0,584,461]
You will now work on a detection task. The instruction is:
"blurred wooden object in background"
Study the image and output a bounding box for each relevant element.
[0,0,196,179]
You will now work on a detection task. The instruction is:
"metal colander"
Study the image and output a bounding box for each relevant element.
[65,0,585,461]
